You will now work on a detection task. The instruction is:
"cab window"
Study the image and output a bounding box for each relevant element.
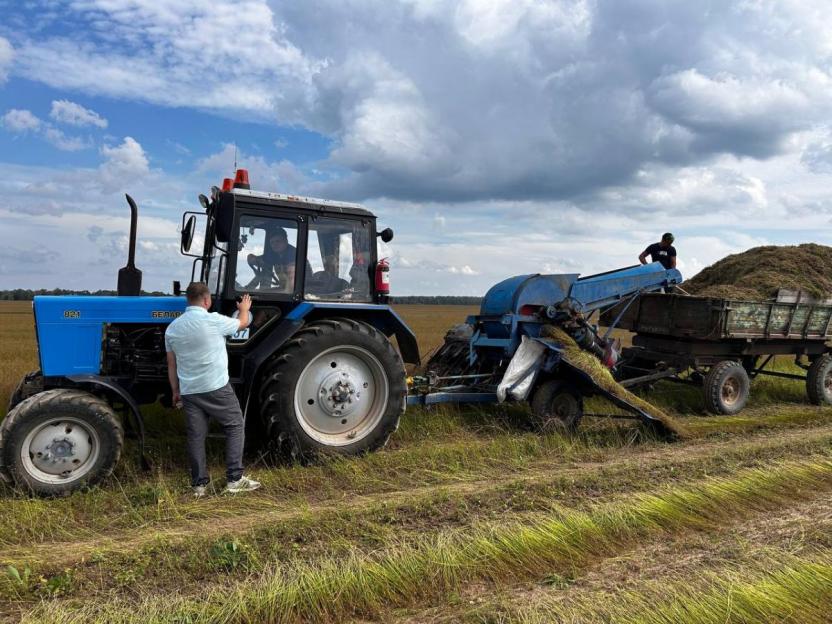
[234,216,300,294]
[205,241,227,298]
[305,217,371,301]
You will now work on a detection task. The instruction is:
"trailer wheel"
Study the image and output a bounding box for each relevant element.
[259,319,406,460]
[807,354,832,405]
[703,361,750,415]
[530,380,583,433]
[0,389,123,496]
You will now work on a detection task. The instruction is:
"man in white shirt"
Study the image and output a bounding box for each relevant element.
[165,282,261,497]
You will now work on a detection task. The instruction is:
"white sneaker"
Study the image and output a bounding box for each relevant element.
[193,485,208,498]
[224,475,261,494]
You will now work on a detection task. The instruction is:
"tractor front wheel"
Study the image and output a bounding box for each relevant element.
[529,379,583,433]
[0,389,124,496]
[259,319,406,460]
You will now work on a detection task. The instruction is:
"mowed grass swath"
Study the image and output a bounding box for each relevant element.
[20,458,832,623]
[1,300,832,623]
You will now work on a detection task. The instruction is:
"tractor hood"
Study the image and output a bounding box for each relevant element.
[34,296,186,376]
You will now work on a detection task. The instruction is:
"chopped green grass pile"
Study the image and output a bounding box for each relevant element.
[540,325,689,439]
[683,243,832,301]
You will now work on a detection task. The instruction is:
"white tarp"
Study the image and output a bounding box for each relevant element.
[496,336,546,402]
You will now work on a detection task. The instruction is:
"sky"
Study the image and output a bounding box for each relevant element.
[0,0,831,295]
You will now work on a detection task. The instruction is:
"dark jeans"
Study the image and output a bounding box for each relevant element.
[181,383,245,486]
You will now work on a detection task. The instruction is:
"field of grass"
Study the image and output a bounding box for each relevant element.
[1,300,831,623]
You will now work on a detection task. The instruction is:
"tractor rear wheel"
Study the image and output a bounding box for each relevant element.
[529,380,583,433]
[0,389,123,496]
[259,319,406,460]
[807,354,832,405]
[703,361,750,415]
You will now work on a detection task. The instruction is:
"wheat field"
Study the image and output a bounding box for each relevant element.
[0,300,831,623]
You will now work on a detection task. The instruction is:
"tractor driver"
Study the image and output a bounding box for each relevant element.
[247,228,299,292]
[639,233,677,270]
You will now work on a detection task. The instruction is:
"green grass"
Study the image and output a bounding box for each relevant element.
[625,559,832,624]
[0,411,649,547]
[2,401,829,551]
[21,457,832,623]
[5,423,831,605]
[497,554,832,624]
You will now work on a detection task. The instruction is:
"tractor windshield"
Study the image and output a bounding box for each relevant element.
[305,217,371,302]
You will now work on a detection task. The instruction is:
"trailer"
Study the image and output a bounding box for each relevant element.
[609,292,832,414]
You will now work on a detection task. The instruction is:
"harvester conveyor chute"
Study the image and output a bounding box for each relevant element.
[557,359,677,436]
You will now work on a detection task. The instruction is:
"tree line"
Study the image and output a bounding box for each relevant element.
[390,296,481,305]
[1,290,481,305]
[0,289,168,300]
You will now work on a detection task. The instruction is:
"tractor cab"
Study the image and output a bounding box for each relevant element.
[183,170,394,334]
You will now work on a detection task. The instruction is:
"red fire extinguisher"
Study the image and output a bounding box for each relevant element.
[375,258,390,296]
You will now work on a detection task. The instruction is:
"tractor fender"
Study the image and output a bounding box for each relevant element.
[291,302,420,365]
[66,375,151,470]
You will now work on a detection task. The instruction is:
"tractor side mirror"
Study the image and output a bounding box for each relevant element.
[181,215,197,253]
[378,227,394,243]
[198,194,210,211]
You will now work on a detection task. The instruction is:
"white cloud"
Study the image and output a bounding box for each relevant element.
[99,137,151,192]
[2,108,90,151]
[0,37,12,83]
[648,69,815,156]
[0,155,194,290]
[2,109,42,132]
[0,205,187,290]
[12,1,321,120]
[9,1,832,205]
[449,265,478,276]
[197,143,308,193]
[0,137,158,220]
[323,53,453,179]
[43,127,89,151]
[50,100,108,128]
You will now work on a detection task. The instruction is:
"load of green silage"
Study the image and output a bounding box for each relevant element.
[540,325,689,440]
[683,243,832,301]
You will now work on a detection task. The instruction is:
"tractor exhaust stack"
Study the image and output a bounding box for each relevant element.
[117,193,142,296]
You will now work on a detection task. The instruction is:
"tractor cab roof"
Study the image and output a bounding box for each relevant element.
[229,188,375,218]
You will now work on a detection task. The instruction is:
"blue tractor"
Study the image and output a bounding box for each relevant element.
[2,170,420,495]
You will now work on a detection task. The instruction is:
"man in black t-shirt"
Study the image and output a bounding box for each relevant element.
[639,233,677,270]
